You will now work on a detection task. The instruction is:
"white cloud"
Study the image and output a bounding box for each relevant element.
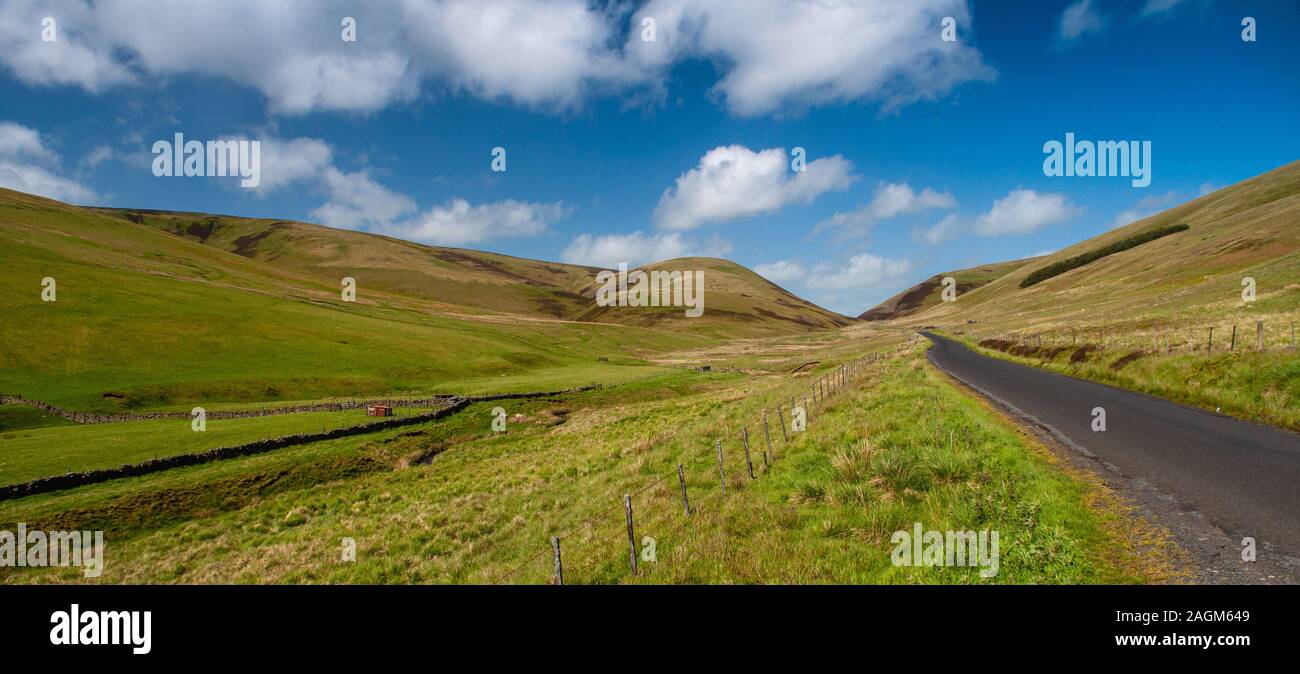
[0,121,95,203]
[805,253,913,290]
[0,0,623,115]
[1108,190,1177,229]
[653,145,855,231]
[561,231,732,269]
[1139,0,1192,18]
[1197,182,1217,197]
[628,0,995,116]
[0,0,993,117]
[754,260,806,283]
[390,197,568,246]
[402,0,636,110]
[82,145,114,168]
[912,213,962,245]
[1058,0,1105,41]
[309,168,418,231]
[815,182,956,240]
[974,189,1080,236]
[255,137,335,192]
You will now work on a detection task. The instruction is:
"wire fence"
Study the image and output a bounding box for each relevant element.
[490,351,889,584]
[953,316,1299,356]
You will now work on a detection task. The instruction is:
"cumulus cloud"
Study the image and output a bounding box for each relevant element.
[653,145,855,231]
[309,168,418,231]
[390,198,569,246]
[560,230,732,269]
[0,0,624,114]
[254,137,335,193]
[627,0,995,116]
[205,133,562,246]
[303,166,564,245]
[0,121,95,203]
[973,189,1080,236]
[912,213,962,245]
[1109,190,1177,229]
[805,253,913,290]
[1058,0,1105,41]
[0,0,993,117]
[815,181,956,240]
[753,260,806,283]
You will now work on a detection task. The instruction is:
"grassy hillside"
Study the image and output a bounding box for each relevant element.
[903,160,1300,335]
[97,206,601,320]
[859,258,1036,321]
[98,206,848,336]
[574,257,853,338]
[0,188,848,414]
[0,189,702,413]
[895,160,1300,430]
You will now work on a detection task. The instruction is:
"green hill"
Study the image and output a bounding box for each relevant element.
[573,256,852,338]
[898,160,1300,335]
[859,258,1037,321]
[0,189,845,414]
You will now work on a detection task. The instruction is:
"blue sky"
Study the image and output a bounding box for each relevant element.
[1,0,1297,314]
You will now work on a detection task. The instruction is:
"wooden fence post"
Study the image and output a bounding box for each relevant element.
[761,411,773,467]
[677,464,690,516]
[1208,327,1214,352]
[1230,324,1237,351]
[741,427,754,479]
[776,406,789,442]
[624,494,637,575]
[715,440,726,495]
[1257,321,1264,351]
[551,536,563,585]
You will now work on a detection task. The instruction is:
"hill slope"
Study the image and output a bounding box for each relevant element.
[859,258,1037,321]
[0,189,845,412]
[94,206,848,335]
[573,257,852,338]
[898,160,1300,335]
[94,207,604,320]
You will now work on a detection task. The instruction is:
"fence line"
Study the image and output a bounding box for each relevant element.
[492,351,891,584]
[958,318,1299,356]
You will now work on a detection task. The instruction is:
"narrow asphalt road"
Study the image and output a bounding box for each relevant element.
[922,332,1300,573]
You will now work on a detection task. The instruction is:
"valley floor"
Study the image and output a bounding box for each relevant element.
[1,327,1184,584]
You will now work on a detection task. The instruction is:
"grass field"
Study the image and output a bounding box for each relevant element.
[0,407,422,485]
[0,333,1179,584]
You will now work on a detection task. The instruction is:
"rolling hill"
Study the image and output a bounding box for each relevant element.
[573,257,853,337]
[859,257,1037,321]
[0,188,847,413]
[889,160,1300,337]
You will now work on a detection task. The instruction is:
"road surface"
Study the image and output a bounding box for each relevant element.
[922,332,1300,576]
